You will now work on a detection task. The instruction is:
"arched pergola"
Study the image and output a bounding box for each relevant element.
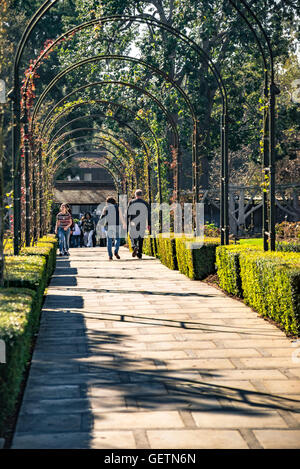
[9,2,278,254]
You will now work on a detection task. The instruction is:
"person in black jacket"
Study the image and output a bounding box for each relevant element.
[127,189,151,259]
[82,212,95,247]
[100,197,126,260]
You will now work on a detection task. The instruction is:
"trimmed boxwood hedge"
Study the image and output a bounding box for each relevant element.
[156,234,178,270]
[0,288,38,432]
[276,241,300,253]
[239,251,300,335]
[21,241,57,279]
[216,245,261,297]
[175,237,221,280]
[216,245,300,335]
[0,235,58,434]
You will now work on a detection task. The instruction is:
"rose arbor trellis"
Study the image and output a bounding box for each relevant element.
[8,1,278,255]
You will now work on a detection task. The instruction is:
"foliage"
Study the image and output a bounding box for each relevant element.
[239,250,300,335]
[276,221,300,241]
[156,234,178,270]
[0,287,38,432]
[0,233,57,433]
[175,237,221,280]
[216,244,300,334]
[216,244,262,297]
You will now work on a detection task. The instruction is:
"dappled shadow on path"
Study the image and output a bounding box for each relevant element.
[12,253,300,449]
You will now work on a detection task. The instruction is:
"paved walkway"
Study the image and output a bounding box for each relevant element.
[12,247,300,449]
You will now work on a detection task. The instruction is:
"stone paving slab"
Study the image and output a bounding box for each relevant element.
[11,247,300,449]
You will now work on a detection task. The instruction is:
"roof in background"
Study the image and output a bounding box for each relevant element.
[53,188,117,204]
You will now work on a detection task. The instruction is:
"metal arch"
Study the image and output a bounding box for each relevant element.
[53,152,125,194]
[49,136,130,171]
[228,0,277,251]
[14,12,227,254]
[42,99,161,167]
[22,14,227,111]
[35,73,188,202]
[41,99,162,200]
[31,73,180,156]
[42,79,178,160]
[45,116,155,203]
[45,113,150,161]
[50,139,130,191]
[49,129,136,173]
[12,3,277,254]
[48,131,141,197]
[48,129,152,200]
[51,141,127,177]
[32,62,194,142]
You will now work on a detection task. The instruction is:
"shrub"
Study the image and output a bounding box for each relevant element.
[239,251,300,335]
[142,236,155,256]
[175,237,221,280]
[276,241,300,253]
[216,245,300,335]
[204,222,220,237]
[4,256,47,314]
[156,234,178,270]
[21,242,57,278]
[0,288,38,432]
[276,221,300,241]
[216,245,262,297]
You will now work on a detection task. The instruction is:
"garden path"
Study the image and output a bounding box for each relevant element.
[11,247,300,449]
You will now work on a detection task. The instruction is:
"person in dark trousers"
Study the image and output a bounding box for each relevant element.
[127,189,151,259]
[82,212,95,247]
[55,203,73,256]
[100,197,126,260]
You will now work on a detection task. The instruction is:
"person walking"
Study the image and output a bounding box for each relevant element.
[127,189,151,259]
[100,197,126,260]
[71,219,81,247]
[81,212,95,247]
[55,203,73,256]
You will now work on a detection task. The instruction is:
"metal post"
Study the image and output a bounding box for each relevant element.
[23,103,31,246]
[269,83,276,251]
[224,112,229,245]
[0,98,4,286]
[32,143,37,242]
[39,144,43,236]
[220,114,225,245]
[11,84,22,254]
[262,72,269,251]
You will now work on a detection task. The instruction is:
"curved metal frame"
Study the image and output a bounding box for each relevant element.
[51,136,133,190]
[42,99,162,199]
[10,3,277,253]
[53,151,124,194]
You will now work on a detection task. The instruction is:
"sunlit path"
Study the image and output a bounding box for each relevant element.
[12,247,300,449]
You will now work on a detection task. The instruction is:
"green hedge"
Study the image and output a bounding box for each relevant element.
[276,241,300,253]
[156,235,178,270]
[240,251,300,334]
[0,288,39,432]
[175,237,221,280]
[4,255,47,299]
[0,236,57,434]
[216,245,261,297]
[216,245,300,335]
[21,241,57,279]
